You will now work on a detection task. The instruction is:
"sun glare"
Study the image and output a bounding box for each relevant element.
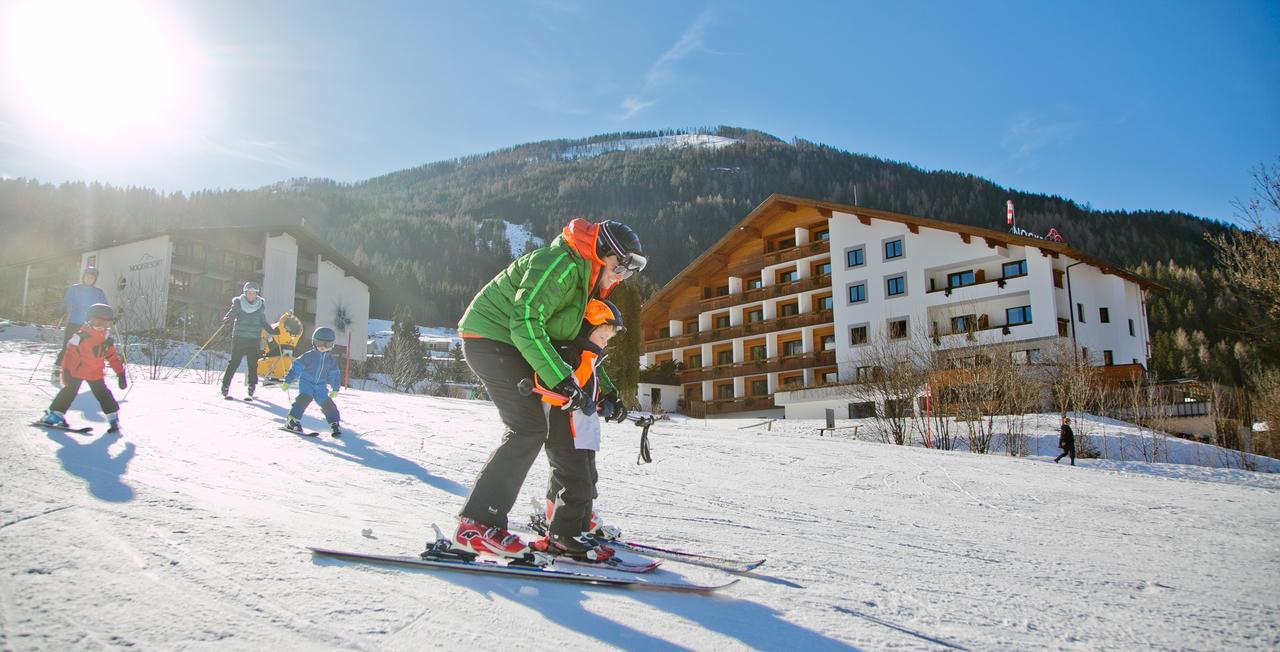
[2,0,204,149]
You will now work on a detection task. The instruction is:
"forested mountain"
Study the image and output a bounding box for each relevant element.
[0,126,1262,383]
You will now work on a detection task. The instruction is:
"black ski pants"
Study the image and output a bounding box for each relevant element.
[50,376,119,416]
[1055,444,1076,465]
[543,408,599,538]
[459,338,563,530]
[221,337,261,391]
[52,322,81,368]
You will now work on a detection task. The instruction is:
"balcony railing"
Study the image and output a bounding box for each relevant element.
[643,309,834,353]
[925,271,1027,295]
[677,349,836,383]
[764,239,830,266]
[700,273,833,311]
[682,396,777,417]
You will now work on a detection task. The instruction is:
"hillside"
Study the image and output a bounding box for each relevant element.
[2,325,1278,650]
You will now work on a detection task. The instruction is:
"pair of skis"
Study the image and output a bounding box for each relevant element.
[31,422,118,435]
[310,515,765,593]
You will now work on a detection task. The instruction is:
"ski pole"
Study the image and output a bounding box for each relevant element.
[516,377,578,410]
[27,315,66,383]
[170,322,225,380]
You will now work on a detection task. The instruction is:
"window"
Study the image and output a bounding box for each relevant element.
[746,309,764,323]
[1011,348,1042,365]
[1129,319,1135,337]
[746,278,763,290]
[716,384,734,399]
[1077,303,1086,323]
[846,246,865,268]
[777,269,798,284]
[951,315,976,334]
[822,369,838,384]
[855,366,878,382]
[659,327,670,338]
[886,275,907,297]
[1053,269,1065,289]
[714,285,730,297]
[850,324,869,345]
[781,374,804,388]
[820,333,836,350]
[848,283,867,304]
[714,314,730,329]
[813,261,832,276]
[1058,319,1069,337]
[684,320,698,335]
[888,318,908,340]
[1081,346,1090,362]
[816,295,834,311]
[716,350,734,366]
[947,270,975,288]
[1099,307,1110,323]
[749,379,769,396]
[814,229,830,241]
[783,340,804,356]
[1006,305,1032,326]
[687,354,702,368]
[749,345,767,361]
[848,402,877,418]
[776,237,796,250]
[1103,350,1114,366]
[1002,260,1027,278]
[780,301,800,317]
[884,238,904,260]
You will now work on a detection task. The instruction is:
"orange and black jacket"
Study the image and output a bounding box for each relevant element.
[61,325,125,382]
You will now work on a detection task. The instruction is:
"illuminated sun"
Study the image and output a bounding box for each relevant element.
[2,0,202,145]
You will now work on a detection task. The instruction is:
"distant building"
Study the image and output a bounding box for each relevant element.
[638,195,1161,418]
[13,226,374,361]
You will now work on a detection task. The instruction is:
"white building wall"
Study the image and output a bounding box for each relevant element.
[1063,263,1146,366]
[636,383,681,412]
[262,233,298,319]
[314,258,371,361]
[341,275,371,361]
[80,235,172,333]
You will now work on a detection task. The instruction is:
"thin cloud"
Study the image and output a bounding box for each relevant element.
[1000,115,1082,172]
[620,8,716,120]
[201,137,300,170]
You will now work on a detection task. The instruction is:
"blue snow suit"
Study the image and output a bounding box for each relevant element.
[62,284,109,324]
[284,348,342,424]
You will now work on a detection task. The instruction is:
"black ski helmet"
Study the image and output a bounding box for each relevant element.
[595,221,643,260]
[312,326,336,343]
[86,303,115,321]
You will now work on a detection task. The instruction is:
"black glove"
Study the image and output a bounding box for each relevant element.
[118,375,128,390]
[551,376,583,412]
[598,392,628,423]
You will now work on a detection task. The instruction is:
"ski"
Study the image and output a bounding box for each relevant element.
[529,508,764,573]
[280,427,322,437]
[31,422,93,434]
[539,547,661,573]
[308,547,736,593]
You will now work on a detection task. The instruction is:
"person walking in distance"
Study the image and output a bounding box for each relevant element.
[1055,416,1077,465]
[219,282,271,399]
[52,266,108,385]
[452,219,644,559]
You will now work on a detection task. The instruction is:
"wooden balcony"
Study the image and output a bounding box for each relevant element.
[700,273,832,311]
[682,396,777,418]
[643,309,835,353]
[763,239,830,267]
[677,349,836,383]
[925,272,1027,295]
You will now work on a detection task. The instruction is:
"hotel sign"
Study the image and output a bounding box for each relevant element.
[1009,225,1064,243]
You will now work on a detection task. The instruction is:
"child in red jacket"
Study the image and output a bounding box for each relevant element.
[40,303,127,432]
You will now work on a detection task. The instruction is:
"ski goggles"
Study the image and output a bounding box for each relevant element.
[608,252,647,279]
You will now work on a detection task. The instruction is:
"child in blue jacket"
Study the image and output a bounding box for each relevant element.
[281,326,343,437]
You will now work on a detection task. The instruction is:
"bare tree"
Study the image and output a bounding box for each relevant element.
[382,304,426,393]
[1208,159,1280,342]
[841,333,928,445]
[1045,339,1102,458]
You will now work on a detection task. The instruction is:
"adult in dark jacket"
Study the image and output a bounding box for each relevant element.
[219,282,271,398]
[52,266,108,384]
[452,218,644,559]
[1055,416,1076,465]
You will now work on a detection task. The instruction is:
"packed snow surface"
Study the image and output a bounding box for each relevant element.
[561,134,740,160]
[2,325,1278,650]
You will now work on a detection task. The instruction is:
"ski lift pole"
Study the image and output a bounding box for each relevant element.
[171,322,226,380]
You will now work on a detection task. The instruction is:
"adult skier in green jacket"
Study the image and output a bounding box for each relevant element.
[453,218,645,560]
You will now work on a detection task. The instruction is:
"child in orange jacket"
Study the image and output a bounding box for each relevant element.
[40,303,127,432]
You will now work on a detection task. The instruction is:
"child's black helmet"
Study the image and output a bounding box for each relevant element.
[86,303,115,321]
[313,326,336,343]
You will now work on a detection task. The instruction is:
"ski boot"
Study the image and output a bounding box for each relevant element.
[283,416,303,433]
[329,421,342,438]
[531,532,615,563]
[106,412,120,433]
[246,385,255,400]
[40,410,68,428]
[453,517,530,559]
[219,385,230,399]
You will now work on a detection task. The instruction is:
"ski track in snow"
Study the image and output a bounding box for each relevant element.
[1,325,1279,650]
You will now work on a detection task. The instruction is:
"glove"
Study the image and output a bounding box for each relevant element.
[328,389,339,398]
[281,382,291,392]
[551,376,583,412]
[117,375,128,390]
[600,393,628,423]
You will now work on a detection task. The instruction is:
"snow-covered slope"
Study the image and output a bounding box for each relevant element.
[2,328,1278,650]
[562,134,740,160]
[367,318,460,358]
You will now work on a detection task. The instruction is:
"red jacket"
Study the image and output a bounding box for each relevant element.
[61,325,124,382]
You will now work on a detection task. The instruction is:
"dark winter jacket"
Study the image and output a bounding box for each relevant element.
[284,348,341,398]
[1059,423,1076,450]
[61,283,108,324]
[223,295,271,340]
[61,324,125,382]
[458,219,618,387]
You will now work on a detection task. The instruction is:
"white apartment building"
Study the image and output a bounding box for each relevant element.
[638,195,1159,419]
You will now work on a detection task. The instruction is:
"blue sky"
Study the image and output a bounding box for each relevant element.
[1,0,1277,222]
